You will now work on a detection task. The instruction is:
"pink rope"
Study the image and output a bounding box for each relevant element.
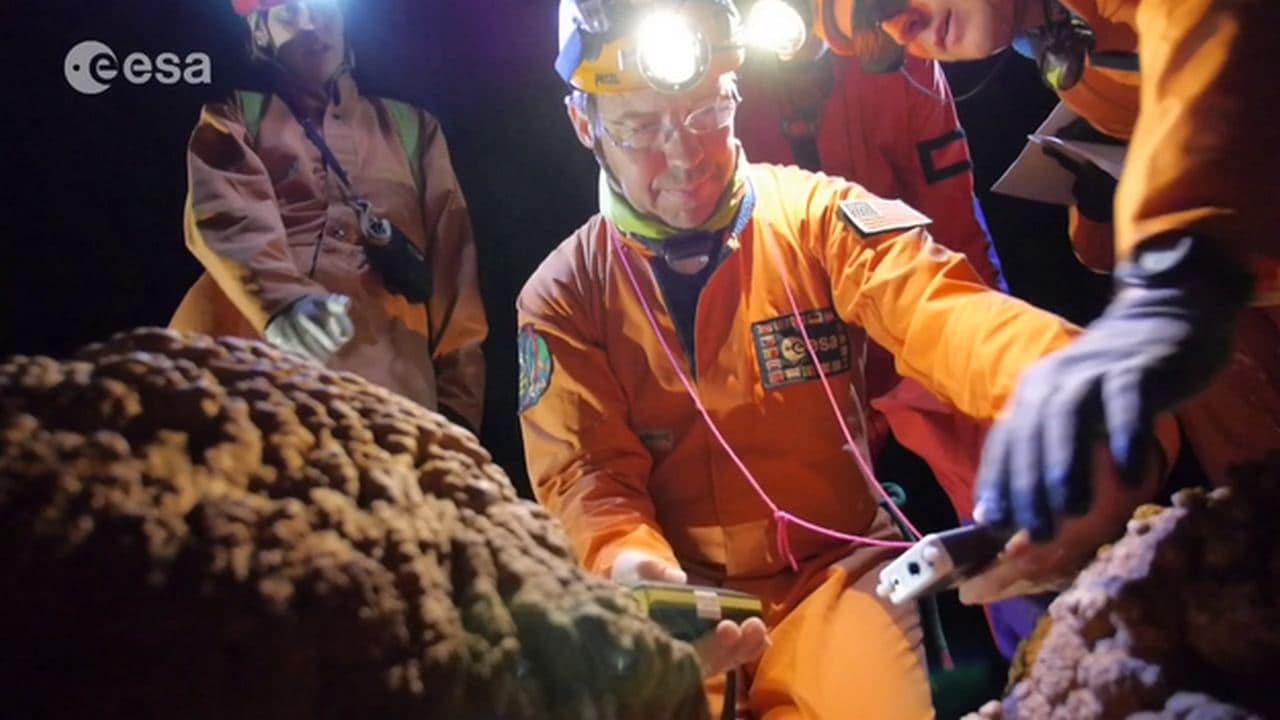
[762,239,924,541]
[609,230,912,572]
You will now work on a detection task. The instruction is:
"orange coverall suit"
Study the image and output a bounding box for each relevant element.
[517,163,1083,719]
[736,54,1004,521]
[1053,0,1280,484]
[170,72,488,430]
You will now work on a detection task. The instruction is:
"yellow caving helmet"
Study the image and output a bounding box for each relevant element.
[556,0,746,95]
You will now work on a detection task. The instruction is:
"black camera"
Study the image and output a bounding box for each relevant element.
[355,199,432,305]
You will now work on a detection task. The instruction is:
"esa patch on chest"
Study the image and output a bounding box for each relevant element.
[839,197,933,237]
[751,308,852,391]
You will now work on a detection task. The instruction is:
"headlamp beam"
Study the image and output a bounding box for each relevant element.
[558,0,744,95]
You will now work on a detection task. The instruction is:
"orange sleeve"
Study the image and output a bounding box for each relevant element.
[418,112,488,432]
[1114,0,1280,265]
[898,58,1004,289]
[796,172,1081,420]
[183,101,326,332]
[804,171,1184,469]
[516,239,678,578]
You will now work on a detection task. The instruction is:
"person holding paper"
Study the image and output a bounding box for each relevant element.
[810,0,1280,548]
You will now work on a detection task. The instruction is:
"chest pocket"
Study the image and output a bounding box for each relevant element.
[750,307,853,391]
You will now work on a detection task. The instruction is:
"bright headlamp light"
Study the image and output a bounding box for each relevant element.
[632,8,712,93]
[743,0,808,61]
[556,0,743,95]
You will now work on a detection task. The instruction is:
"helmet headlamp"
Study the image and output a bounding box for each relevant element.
[557,0,744,95]
[742,0,809,61]
[631,8,712,93]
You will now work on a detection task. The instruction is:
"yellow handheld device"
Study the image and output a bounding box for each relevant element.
[630,582,764,642]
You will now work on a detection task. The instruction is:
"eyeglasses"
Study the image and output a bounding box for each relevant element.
[595,91,740,153]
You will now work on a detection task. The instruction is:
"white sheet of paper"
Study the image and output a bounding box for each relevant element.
[991,103,1127,207]
[1030,135,1126,180]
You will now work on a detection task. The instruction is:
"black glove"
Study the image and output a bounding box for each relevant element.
[1044,146,1117,223]
[1046,117,1123,223]
[973,235,1253,541]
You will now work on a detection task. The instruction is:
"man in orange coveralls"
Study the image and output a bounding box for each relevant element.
[815,0,1279,543]
[170,0,488,432]
[520,1,1177,716]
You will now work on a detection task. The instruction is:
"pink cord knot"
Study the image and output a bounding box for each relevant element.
[773,511,801,572]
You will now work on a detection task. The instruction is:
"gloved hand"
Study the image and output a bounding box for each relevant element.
[1046,117,1123,222]
[1044,146,1117,223]
[959,443,1162,605]
[973,235,1253,542]
[263,293,355,363]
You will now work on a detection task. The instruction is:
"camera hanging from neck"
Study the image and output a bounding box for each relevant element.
[279,96,433,305]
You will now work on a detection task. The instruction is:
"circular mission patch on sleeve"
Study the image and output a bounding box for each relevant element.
[517,325,553,413]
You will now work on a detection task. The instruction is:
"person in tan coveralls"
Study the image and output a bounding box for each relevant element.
[171,0,487,432]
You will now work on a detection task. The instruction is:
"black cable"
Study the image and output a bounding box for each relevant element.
[722,668,738,720]
[899,51,1011,104]
[277,93,354,279]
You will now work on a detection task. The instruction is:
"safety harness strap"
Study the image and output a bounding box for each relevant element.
[236,89,268,144]
[382,98,424,193]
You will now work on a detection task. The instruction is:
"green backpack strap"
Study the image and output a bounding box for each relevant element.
[381,98,423,194]
[235,90,268,145]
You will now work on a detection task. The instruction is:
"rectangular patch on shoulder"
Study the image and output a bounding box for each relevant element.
[751,308,852,391]
[839,198,933,237]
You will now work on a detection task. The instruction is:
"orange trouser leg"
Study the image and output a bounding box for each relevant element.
[1178,305,1280,485]
[746,514,934,720]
